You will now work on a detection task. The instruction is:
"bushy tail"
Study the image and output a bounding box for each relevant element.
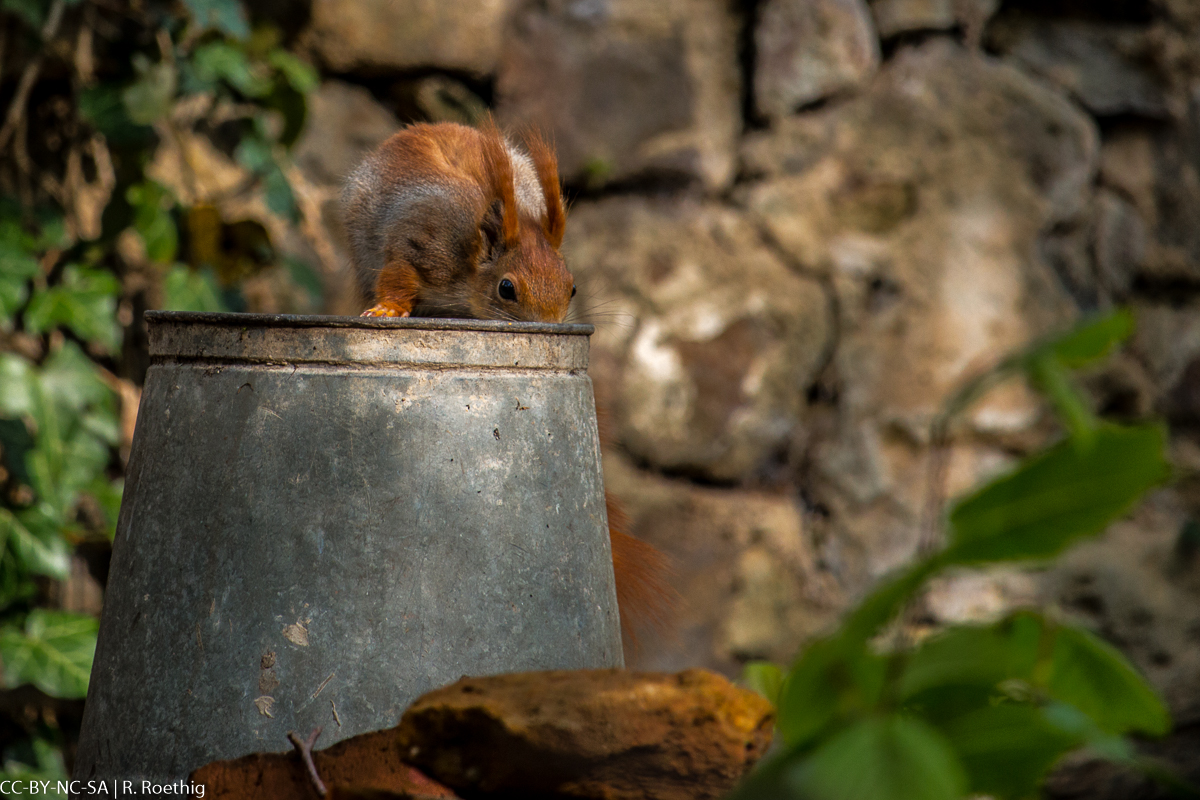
[607,493,677,651]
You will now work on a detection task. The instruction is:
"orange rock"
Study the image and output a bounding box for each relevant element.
[396,668,775,800]
[191,729,459,800]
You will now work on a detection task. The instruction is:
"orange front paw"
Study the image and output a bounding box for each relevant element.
[360,304,412,318]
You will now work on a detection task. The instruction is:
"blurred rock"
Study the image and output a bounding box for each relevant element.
[739,40,1086,583]
[496,0,740,190]
[192,729,459,799]
[565,197,830,482]
[755,0,880,118]
[397,669,774,800]
[301,0,512,75]
[1133,299,1200,415]
[1099,125,1157,223]
[923,568,1038,625]
[740,39,1085,415]
[294,81,400,187]
[988,14,1170,118]
[1092,188,1147,298]
[870,0,955,37]
[602,453,841,672]
[1143,114,1200,283]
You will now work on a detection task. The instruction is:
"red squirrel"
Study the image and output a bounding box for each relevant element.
[344,120,574,322]
[343,120,673,643]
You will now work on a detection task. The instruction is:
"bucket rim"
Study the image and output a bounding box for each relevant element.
[144,310,595,337]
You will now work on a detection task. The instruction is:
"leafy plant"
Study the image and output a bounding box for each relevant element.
[0,0,316,784]
[734,311,1182,800]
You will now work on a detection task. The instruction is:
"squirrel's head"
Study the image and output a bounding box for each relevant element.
[468,210,574,323]
[466,123,573,323]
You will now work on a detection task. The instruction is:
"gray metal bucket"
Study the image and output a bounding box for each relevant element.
[73,311,622,785]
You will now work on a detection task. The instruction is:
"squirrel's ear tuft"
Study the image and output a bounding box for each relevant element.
[525,129,566,250]
[478,115,520,249]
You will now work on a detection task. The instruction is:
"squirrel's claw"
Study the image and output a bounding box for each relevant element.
[360,304,411,318]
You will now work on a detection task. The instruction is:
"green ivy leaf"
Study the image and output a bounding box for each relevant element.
[38,341,111,415]
[0,355,36,418]
[788,716,967,800]
[163,265,226,312]
[943,423,1170,565]
[0,610,98,699]
[0,509,69,580]
[193,41,272,98]
[79,85,155,147]
[263,164,297,219]
[127,182,178,264]
[268,49,318,93]
[742,661,784,707]
[1049,625,1170,737]
[122,53,177,125]
[234,136,273,172]
[939,704,1084,799]
[22,266,121,352]
[183,0,250,39]
[0,737,69,797]
[86,477,123,540]
[0,242,40,323]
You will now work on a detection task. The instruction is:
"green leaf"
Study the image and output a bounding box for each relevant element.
[840,559,940,644]
[163,265,226,312]
[79,85,155,146]
[0,610,98,698]
[940,704,1084,799]
[183,0,250,39]
[789,716,967,800]
[1,508,70,579]
[0,242,40,323]
[38,341,111,415]
[263,164,297,219]
[1049,625,1170,737]
[127,182,178,264]
[122,52,177,125]
[0,738,69,797]
[22,266,121,351]
[86,477,123,540]
[193,41,271,98]
[776,637,886,749]
[944,423,1170,565]
[0,355,36,418]
[899,613,1043,702]
[742,661,784,707]
[1027,353,1097,442]
[1038,310,1135,370]
[268,49,318,93]
[234,136,273,172]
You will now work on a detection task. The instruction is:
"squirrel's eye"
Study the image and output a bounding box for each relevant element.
[499,279,517,301]
[571,284,577,298]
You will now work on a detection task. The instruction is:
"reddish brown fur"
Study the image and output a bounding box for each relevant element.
[346,121,574,322]
[524,130,566,250]
[478,116,520,249]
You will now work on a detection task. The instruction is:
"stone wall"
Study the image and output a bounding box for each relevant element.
[275,0,1200,741]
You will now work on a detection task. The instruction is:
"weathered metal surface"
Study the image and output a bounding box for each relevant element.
[73,312,621,786]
